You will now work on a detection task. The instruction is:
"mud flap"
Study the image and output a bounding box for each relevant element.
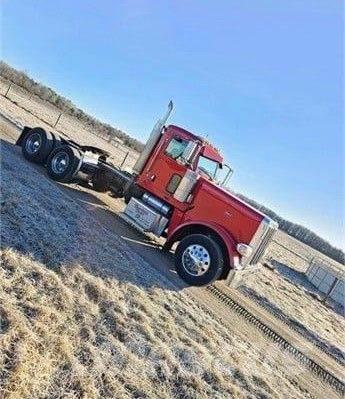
[15,126,32,146]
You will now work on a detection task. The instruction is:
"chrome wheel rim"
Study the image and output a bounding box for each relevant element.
[51,152,70,174]
[182,244,210,276]
[25,133,42,154]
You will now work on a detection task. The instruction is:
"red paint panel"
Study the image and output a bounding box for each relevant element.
[180,179,263,245]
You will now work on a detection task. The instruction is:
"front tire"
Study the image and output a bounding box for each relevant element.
[46,145,82,183]
[175,234,224,286]
[21,127,54,164]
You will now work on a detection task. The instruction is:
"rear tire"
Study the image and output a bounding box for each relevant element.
[21,127,54,164]
[46,145,82,183]
[175,234,224,286]
[51,132,62,148]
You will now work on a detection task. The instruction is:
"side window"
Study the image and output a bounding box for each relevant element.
[165,138,188,160]
[166,174,182,194]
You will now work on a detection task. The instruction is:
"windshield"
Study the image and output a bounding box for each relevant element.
[197,156,233,187]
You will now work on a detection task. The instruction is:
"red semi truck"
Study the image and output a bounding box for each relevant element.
[16,102,278,286]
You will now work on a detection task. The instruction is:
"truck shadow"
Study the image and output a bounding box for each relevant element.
[60,184,183,286]
[1,138,185,293]
[271,260,321,295]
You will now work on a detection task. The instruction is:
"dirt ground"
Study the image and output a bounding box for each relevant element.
[0,91,344,398]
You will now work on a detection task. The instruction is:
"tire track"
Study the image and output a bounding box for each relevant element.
[239,287,344,366]
[206,285,345,396]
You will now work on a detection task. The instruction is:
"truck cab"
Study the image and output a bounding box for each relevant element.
[124,120,278,286]
[136,125,232,211]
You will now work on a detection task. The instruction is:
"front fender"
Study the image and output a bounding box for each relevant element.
[166,220,240,270]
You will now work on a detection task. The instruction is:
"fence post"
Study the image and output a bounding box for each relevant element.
[4,83,11,98]
[120,151,129,169]
[322,277,339,303]
[305,256,315,275]
[54,112,63,128]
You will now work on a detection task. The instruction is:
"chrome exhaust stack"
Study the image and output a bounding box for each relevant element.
[132,101,174,175]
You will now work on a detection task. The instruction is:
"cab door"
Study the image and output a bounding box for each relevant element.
[136,133,193,209]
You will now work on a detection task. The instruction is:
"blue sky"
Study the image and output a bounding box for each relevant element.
[2,0,344,248]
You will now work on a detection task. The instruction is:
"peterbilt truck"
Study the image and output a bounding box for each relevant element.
[16,102,278,286]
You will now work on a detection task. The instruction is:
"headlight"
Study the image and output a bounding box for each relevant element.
[236,243,253,257]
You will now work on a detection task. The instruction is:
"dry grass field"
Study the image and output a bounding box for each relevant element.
[237,229,345,363]
[1,138,330,399]
[0,84,344,398]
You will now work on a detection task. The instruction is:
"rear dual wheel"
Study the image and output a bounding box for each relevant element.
[21,127,80,183]
[46,145,82,183]
[22,127,54,164]
[174,234,224,286]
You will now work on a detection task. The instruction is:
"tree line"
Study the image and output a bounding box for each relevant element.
[236,193,344,265]
[0,61,144,152]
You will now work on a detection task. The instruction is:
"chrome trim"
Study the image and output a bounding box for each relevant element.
[132,101,174,175]
[241,217,278,267]
[51,151,70,174]
[142,193,171,216]
[182,244,211,276]
[25,132,42,154]
[174,169,199,202]
[124,197,169,236]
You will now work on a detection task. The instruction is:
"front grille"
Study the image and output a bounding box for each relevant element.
[250,226,276,265]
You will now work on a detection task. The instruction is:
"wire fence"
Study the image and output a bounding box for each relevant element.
[306,258,344,305]
[0,77,139,170]
[270,238,309,263]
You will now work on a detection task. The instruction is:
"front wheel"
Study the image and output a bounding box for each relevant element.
[174,234,224,286]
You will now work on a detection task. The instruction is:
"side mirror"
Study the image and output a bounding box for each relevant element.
[220,164,234,187]
[181,141,198,165]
